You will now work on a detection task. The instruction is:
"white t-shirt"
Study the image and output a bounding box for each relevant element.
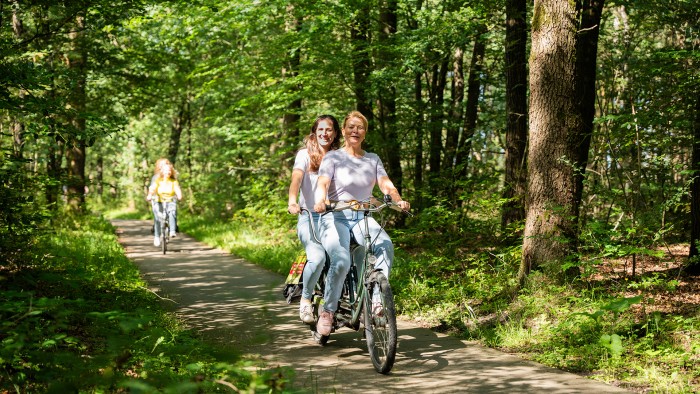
[318,149,388,201]
[293,149,319,211]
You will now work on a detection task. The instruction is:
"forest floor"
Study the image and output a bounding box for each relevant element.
[590,244,699,317]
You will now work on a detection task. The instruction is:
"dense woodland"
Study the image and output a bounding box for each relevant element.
[1,0,699,392]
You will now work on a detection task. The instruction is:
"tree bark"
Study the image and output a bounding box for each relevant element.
[520,0,582,284]
[501,0,528,233]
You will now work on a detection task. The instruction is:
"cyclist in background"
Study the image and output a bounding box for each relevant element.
[313,110,410,337]
[146,160,182,247]
[287,115,341,324]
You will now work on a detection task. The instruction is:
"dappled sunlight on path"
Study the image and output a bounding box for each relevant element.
[113,219,630,393]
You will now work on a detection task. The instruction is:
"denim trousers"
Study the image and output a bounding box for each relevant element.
[152,201,177,237]
[297,211,326,301]
[318,210,394,313]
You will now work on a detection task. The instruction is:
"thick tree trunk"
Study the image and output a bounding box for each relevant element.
[65,13,87,212]
[376,0,402,192]
[520,0,581,284]
[502,0,528,233]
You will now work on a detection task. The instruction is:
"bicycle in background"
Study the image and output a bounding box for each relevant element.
[154,201,175,254]
[302,196,410,374]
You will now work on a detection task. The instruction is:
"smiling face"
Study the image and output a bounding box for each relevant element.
[342,116,367,148]
[315,119,337,151]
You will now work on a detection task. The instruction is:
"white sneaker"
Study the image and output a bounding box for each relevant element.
[154,236,161,247]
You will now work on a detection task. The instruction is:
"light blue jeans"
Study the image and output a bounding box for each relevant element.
[152,201,177,237]
[318,210,394,313]
[297,211,326,301]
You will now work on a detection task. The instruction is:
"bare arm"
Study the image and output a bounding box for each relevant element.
[378,176,410,211]
[313,175,331,213]
[175,182,183,201]
[287,169,304,214]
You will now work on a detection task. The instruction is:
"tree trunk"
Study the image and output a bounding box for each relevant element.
[11,1,25,160]
[65,13,87,212]
[445,46,464,203]
[351,3,373,124]
[501,0,528,233]
[428,58,449,196]
[455,28,486,180]
[282,4,302,169]
[414,72,425,209]
[376,0,402,192]
[520,0,582,284]
[168,98,190,164]
[689,94,700,274]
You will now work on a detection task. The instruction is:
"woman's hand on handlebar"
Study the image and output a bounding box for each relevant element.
[397,200,410,211]
[313,201,326,213]
[288,203,301,215]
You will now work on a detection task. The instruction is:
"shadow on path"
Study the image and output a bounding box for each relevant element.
[113,219,630,393]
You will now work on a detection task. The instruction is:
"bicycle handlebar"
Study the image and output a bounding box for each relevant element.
[324,196,412,216]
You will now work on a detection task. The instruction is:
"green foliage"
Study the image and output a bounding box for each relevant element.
[0,213,288,392]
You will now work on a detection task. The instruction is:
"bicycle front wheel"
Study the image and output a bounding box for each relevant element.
[161,223,168,254]
[363,271,397,374]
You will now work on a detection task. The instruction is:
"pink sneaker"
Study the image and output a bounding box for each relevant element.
[317,310,334,336]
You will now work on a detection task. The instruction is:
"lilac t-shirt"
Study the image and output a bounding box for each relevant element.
[318,149,388,201]
[293,149,319,211]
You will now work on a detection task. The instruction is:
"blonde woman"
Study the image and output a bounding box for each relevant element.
[146,160,182,246]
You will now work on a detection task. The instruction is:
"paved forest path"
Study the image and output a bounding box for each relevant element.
[113,219,629,393]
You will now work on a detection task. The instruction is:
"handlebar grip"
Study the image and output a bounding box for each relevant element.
[325,204,332,212]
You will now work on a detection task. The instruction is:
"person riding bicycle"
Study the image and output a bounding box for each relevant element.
[287,115,341,325]
[313,110,410,337]
[146,160,182,247]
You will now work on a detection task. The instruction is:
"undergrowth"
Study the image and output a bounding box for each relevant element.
[173,203,700,394]
[0,212,290,392]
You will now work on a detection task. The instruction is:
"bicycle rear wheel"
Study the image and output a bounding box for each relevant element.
[363,271,397,374]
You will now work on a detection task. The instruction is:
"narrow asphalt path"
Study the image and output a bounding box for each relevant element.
[113,219,630,393]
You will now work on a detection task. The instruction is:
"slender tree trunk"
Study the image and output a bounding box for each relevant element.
[65,13,87,212]
[351,2,373,124]
[168,98,190,164]
[414,72,425,209]
[455,28,486,180]
[282,4,302,169]
[574,0,605,211]
[445,46,464,203]
[520,0,581,284]
[428,58,448,196]
[689,94,700,274]
[376,0,402,192]
[11,1,25,160]
[502,0,528,232]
